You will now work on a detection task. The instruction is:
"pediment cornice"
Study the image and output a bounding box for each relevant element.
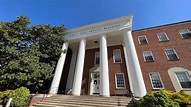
[64,15,133,40]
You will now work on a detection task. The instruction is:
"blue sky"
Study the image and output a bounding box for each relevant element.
[0,0,191,30]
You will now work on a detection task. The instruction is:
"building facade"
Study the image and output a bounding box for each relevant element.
[49,15,191,97]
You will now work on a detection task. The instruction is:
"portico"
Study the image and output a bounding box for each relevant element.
[49,15,147,97]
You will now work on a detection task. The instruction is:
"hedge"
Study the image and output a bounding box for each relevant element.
[0,87,30,107]
[138,90,191,107]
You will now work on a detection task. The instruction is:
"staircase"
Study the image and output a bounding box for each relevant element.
[33,95,135,107]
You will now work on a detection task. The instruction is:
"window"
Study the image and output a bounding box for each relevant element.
[95,52,100,65]
[115,73,126,89]
[175,72,191,88]
[113,49,122,63]
[179,29,191,39]
[165,49,179,60]
[157,32,169,42]
[149,72,164,89]
[138,36,148,44]
[143,51,154,62]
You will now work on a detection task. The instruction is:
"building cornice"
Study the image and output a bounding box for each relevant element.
[64,15,133,41]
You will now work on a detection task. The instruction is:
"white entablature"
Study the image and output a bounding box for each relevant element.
[64,15,133,41]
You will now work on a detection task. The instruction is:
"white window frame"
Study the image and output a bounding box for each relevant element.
[174,71,191,89]
[138,36,148,45]
[142,51,155,62]
[115,73,126,89]
[157,32,169,42]
[164,49,179,61]
[113,49,122,63]
[149,72,164,89]
[94,52,100,65]
[179,29,191,39]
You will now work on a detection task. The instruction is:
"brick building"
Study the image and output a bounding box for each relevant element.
[48,15,191,97]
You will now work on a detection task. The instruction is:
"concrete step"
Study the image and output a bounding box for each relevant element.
[43,97,130,102]
[33,95,134,107]
[34,102,127,107]
[41,100,129,105]
[49,95,129,100]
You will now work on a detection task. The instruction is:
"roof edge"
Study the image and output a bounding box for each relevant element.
[133,20,191,32]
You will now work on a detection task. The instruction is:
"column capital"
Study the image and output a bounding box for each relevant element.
[79,37,86,41]
[99,33,107,37]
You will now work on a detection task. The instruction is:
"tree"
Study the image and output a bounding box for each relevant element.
[0,16,66,93]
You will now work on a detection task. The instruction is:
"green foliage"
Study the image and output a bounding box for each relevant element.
[163,90,191,106]
[0,16,66,92]
[8,87,30,107]
[0,87,30,107]
[0,90,13,104]
[138,90,191,107]
[138,90,179,107]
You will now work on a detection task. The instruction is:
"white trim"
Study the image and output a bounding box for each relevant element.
[142,51,155,62]
[64,15,133,41]
[115,73,126,89]
[157,32,169,42]
[178,29,190,39]
[164,48,179,60]
[138,36,148,44]
[149,72,165,89]
[94,52,100,65]
[113,49,122,63]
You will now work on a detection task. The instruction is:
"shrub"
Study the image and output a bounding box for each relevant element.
[163,90,191,106]
[138,90,179,107]
[8,87,30,107]
[0,90,13,104]
[0,87,30,107]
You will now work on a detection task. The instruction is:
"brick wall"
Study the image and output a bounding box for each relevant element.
[132,21,191,92]
[82,45,130,96]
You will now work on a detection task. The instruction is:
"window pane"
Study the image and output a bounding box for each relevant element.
[139,36,148,44]
[165,49,179,60]
[143,51,154,62]
[175,72,191,88]
[95,52,100,64]
[150,72,164,89]
[179,29,191,39]
[113,50,122,63]
[157,33,169,42]
[116,74,125,88]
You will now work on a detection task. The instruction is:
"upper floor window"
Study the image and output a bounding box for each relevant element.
[115,73,126,89]
[179,29,191,39]
[138,36,148,45]
[165,49,179,61]
[149,72,164,89]
[95,52,100,65]
[157,32,169,42]
[113,49,122,63]
[175,72,191,88]
[143,51,154,62]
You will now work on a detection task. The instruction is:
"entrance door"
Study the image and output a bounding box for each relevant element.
[92,72,100,94]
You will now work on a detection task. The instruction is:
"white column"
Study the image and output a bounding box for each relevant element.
[123,30,147,97]
[123,46,134,94]
[65,50,77,92]
[100,34,110,97]
[72,38,86,96]
[49,42,68,94]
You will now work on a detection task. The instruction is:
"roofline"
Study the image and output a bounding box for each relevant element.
[132,20,191,32]
[65,15,133,34]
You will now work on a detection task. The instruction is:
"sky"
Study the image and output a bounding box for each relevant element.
[0,0,191,30]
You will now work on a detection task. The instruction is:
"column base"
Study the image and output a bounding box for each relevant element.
[72,93,81,96]
[99,95,110,97]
